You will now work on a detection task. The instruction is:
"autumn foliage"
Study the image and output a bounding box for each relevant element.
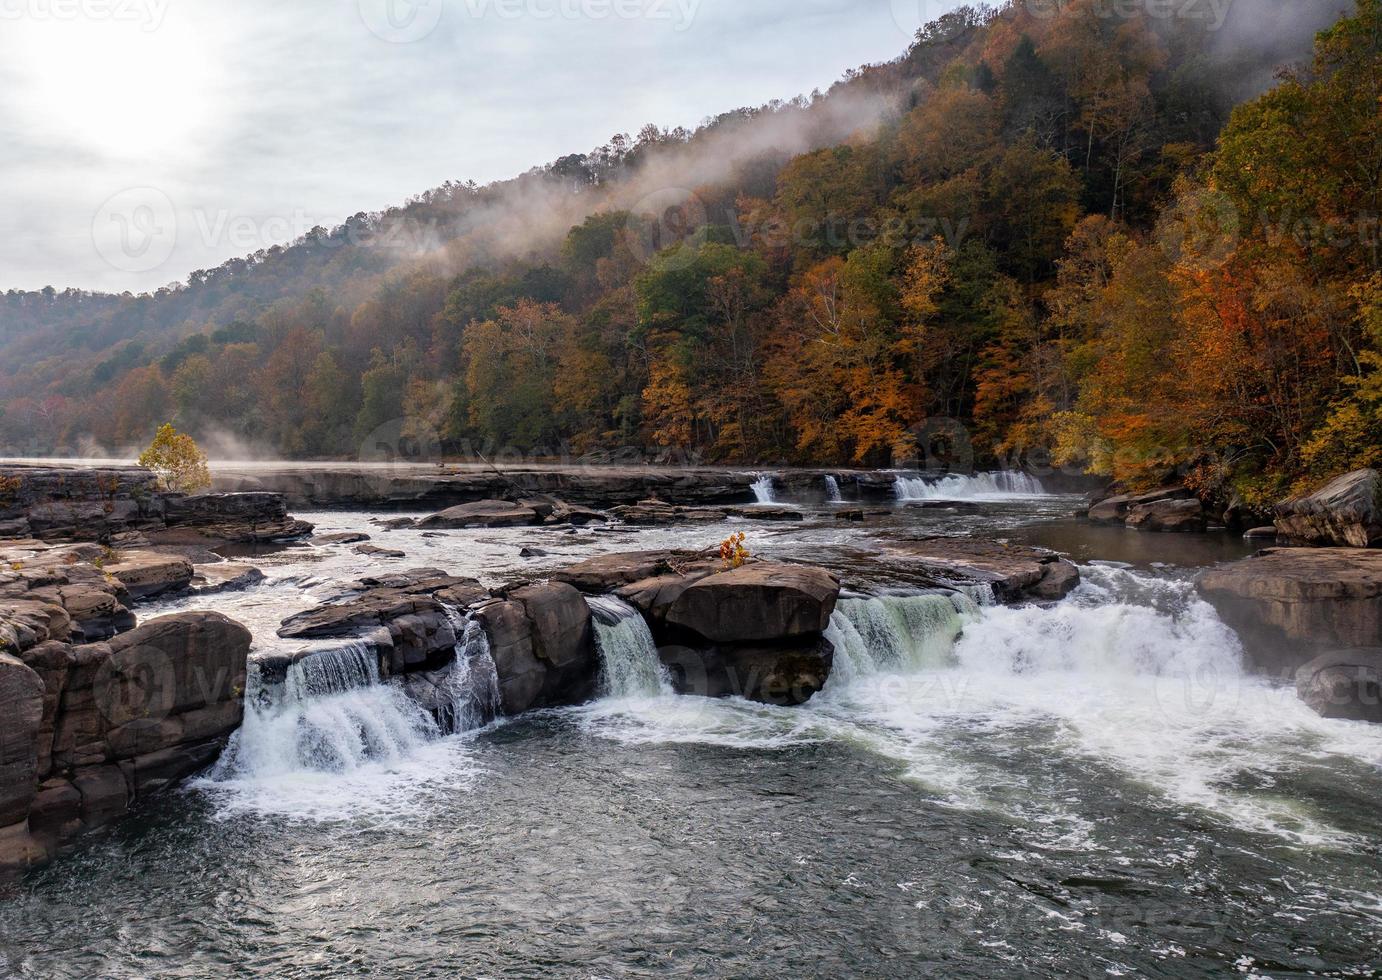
[1,1,1376,508]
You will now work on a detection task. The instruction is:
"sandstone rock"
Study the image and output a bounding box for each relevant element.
[191,563,266,595]
[1295,650,1382,723]
[317,532,371,544]
[355,544,406,559]
[0,654,44,826]
[1088,487,1194,526]
[1199,548,1382,669]
[660,636,833,707]
[1243,526,1279,540]
[475,583,596,715]
[666,563,840,643]
[98,612,251,728]
[1275,469,1382,548]
[1125,498,1206,533]
[885,537,1081,602]
[551,551,694,593]
[418,500,542,529]
[721,506,804,522]
[102,551,194,600]
[161,492,314,544]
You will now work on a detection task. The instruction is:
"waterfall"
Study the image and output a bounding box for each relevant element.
[894,471,1047,501]
[587,595,673,698]
[824,593,978,682]
[825,475,843,502]
[751,474,777,504]
[211,641,440,780]
[439,606,504,734]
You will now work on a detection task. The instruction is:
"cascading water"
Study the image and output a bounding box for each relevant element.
[824,592,978,683]
[439,606,504,734]
[586,595,673,698]
[209,641,439,782]
[825,475,843,502]
[751,474,777,504]
[894,471,1047,501]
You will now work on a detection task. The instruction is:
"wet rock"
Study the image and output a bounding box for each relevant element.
[1199,548,1382,669]
[660,636,834,707]
[1275,469,1382,548]
[317,532,371,544]
[161,492,314,545]
[190,563,265,596]
[417,500,541,529]
[885,537,1080,602]
[475,582,595,715]
[666,563,840,643]
[721,506,804,522]
[355,544,406,559]
[102,551,194,600]
[550,551,694,593]
[1088,487,1194,526]
[1243,526,1279,540]
[1125,498,1207,533]
[0,654,44,826]
[1295,650,1382,723]
[835,509,865,522]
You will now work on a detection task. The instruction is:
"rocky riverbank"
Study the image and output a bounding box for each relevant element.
[1,540,251,880]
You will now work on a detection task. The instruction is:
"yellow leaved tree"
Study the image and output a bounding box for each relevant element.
[137,424,211,493]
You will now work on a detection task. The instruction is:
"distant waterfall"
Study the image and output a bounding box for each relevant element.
[825,475,843,502]
[587,596,673,698]
[751,474,777,504]
[893,471,1047,501]
[824,593,979,683]
[440,606,504,734]
[211,641,439,780]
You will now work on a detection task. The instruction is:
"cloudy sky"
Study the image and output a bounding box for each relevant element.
[0,0,956,294]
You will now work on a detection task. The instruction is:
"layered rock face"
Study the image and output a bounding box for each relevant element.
[881,537,1081,602]
[1088,487,1208,533]
[554,552,840,706]
[0,465,312,546]
[0,545,252,879]
[1199,548,1382,672]
[1275,469,1382,548]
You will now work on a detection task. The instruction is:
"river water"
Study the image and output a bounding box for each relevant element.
[2,476,1381,977]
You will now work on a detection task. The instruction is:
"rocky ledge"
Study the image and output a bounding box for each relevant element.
[1,543,252,880]
[1274,469,1382,548]
[1087,487,1208,533]
[0,464,313,546]
[879,537,1081,601]
[1199,548,1382,674]
[1295,650,1382,723]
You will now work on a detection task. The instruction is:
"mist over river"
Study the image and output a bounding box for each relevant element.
[2,479,1380,978]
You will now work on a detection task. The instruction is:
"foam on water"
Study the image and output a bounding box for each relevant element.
[587,595,675,698]
[751,473,778,503]
[894,471,1048,501]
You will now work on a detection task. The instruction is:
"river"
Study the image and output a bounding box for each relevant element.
[1,475,1380,977]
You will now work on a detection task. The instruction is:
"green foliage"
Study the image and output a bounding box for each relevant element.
[137,424,211,493]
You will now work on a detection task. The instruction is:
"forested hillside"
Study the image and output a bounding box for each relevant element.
[1,0,1374,508]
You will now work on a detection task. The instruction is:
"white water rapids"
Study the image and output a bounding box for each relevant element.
[894,471,1048,500]
[577,564,1382,847]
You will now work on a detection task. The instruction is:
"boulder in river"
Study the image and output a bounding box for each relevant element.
[417,500,542,529]
[1199,548,1382,670]
[1125,497,1207,533]
[1295,650,1382,723]
[665,563,840,643]
[1274,469,1382,548]
[884,537,1081,602]
[101,551,194,601]
[474,582,596,715]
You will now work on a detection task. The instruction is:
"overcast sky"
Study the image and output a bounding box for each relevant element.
[0,0,955,294]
